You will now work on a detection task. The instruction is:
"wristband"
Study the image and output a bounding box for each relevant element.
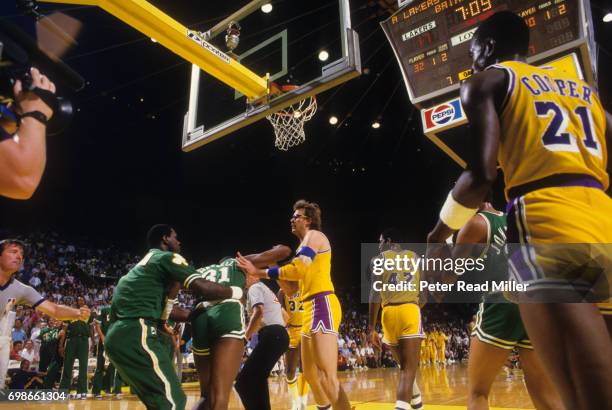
[161,298,177,321]
[19,111,48,126]
[230,286,243,300]
[439,191,478,230]
[266,266,280,279]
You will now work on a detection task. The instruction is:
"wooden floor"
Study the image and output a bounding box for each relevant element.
[4,363,535,410]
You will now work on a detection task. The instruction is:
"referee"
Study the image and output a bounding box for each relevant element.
[0,239,89,388]
[236,281,289,410]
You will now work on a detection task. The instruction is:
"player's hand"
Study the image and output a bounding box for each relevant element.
[236,252,257,275]
[369,329,381,350]
[160,322,174,336]
[79,305,91,321]
[13,67,55,118]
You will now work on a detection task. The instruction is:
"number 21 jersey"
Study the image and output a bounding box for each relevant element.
[488,61,608,198]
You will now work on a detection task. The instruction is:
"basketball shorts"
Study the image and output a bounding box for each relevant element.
[472,302,532,350]
[191,300,245,356]
[506,186,612,302]
[287,325,302,348]
[301,292,341,337]
[105,319,186,410]
[381,303,425,346]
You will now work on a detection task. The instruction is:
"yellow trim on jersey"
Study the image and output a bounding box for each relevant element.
[139,319,176,410]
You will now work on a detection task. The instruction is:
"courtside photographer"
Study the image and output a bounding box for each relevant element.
[0,4,83,200]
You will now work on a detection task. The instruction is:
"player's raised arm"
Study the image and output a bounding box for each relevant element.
[240,244,292,268]
[428,70,506,244]
[161,252,244,302]
[237,231,324,281]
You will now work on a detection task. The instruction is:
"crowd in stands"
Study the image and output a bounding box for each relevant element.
[4,231,474,390]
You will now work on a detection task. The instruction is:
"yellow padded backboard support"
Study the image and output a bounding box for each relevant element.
[40,0,269,99]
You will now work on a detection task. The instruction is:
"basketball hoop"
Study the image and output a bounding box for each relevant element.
[266,84,317,151]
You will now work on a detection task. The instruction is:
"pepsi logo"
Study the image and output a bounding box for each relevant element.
[431,104,455,125]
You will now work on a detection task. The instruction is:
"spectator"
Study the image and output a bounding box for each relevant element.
[20,340,38,368]
[11,319,27,343]
[29,274,42,288]
[8,360,44,389]
[10,341,23,360]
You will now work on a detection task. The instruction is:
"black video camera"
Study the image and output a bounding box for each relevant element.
[0,16,84,136]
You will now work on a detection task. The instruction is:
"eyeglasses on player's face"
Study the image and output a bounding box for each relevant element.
[290,214,308,221]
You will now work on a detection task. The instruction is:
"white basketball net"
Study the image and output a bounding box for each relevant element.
[266,96,317,151]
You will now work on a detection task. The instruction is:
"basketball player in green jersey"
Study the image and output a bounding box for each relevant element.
[191,245,291,410]
[40,318,63,388]
[59,296,93,398]
[92,304,123,398]
[452,203,562,410]
[105,224,257,410]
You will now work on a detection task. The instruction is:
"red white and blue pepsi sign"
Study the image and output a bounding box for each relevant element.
[421,97,466,133]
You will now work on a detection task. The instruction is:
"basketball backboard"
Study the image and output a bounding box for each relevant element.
[181,0,361,152]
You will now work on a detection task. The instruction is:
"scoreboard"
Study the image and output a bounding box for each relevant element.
[382,0,597,106]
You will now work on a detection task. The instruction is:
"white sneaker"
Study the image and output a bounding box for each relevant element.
[115,393,123,400]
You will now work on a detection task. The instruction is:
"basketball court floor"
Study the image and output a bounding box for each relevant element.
[4,364,535,410]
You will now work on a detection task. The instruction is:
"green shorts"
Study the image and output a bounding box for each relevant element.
[191,300,245,356]
[472,302,532,350]
[105,319,186,410]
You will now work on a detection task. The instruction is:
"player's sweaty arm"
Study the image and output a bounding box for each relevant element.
[242,244,292,268]
[435,214,488,289]
[428,70,506,243]
[237,231,324,280]
[162,280,191,323]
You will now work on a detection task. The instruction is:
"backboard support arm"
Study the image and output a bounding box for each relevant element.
[39,0,269,99]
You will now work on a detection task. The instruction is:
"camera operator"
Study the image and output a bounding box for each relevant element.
[0,239,89,388]
[0,67,54,200]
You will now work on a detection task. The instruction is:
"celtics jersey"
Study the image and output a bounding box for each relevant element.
[478,211,508,302]
[111,248,200,321]
[196,258,245,302]
[95,306,112,334]
[378,249,420,306]
[489,61,609,198]
[39,327,60,357]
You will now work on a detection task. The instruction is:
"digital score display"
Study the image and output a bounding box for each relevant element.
[382,0,584,104]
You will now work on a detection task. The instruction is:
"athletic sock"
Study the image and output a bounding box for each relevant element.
[395,400,411,410]
[297,372,309,408]
[287,376,299,408]
[411,380,423,409]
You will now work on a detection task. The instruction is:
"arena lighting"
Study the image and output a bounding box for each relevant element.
[371,121,381,129]
[329,116,339,125]
[261,3,273,13]
[318,50,329,62]
[604,13,612,23]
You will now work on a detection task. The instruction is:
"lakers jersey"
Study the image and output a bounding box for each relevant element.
[379,249,420,306]
[488,61,609,198]
[298,249,334,300]
[283,291,304,327]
